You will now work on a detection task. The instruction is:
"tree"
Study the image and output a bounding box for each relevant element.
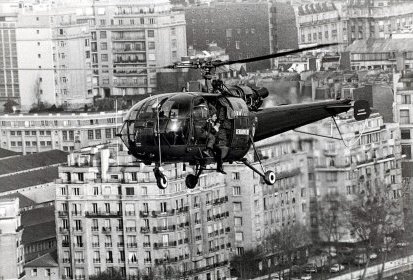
[230,248,262,279]
[3,99,18,113]
[264,223,311,279]
[89,269,124,280]
[348,181,402,280]
[317,193,349,268]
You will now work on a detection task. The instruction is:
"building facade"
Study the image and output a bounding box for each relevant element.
[346,0,413,43]
[15,10,93,111]
[296,2,348,50]
[0,110,125,154]
[54,137,311,279]
[299,112,403,242]
[0,197,25,280]
[185,1,272,71]
[75,0,187,97]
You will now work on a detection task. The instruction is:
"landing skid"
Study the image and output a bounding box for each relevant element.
[185,164,205,189]
[153,165,168,189]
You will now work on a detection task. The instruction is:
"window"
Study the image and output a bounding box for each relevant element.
[148,42,155,50]
[100,31,107,39]
[148,30,154,37]
[101,54,108,62]
[402,145,411,159]
[232,172,240,180]
[100,42,107,50]
[235,41,240,49]
[402,95,411,104]
[95,129,101,139]
[45,269,51,276]
[31,269,37,276]
[88,130,94,140]
[401,129,411,139]
[234,217,242,226]
[233,186,241,195]
[233,202,242,212]
[400,109,410,124]
[126,187,134,195]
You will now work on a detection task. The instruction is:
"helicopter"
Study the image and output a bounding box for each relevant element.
[118,43,371,189]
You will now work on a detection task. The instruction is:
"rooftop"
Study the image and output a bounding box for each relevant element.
[22,220,56,244]
[346,38,413,53]
[24,251,58,268]
[21,205,55,227]
[0,147,20,159]
[0,166,59,193]
[298,2,336,15]
[0,150,67,176]
[0,193,36,208]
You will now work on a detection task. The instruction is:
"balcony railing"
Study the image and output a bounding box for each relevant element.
[102,227,112,232]
[93,258,101,263]
[105,243,113,247]
[117,242,124,247]
[92,242,99,248]
[143,242,151,248]
[140,227,150,233]
[153,241,177,249]
[139,211,149,217]
[58,211,68,217]
[85,211,121,217]
[127,243,138,248]
[126,227,137,232]
[74,258,85,264]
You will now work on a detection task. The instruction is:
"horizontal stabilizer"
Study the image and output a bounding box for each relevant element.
[353,100,371,121]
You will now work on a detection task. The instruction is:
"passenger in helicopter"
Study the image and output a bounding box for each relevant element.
[202,112,219,158]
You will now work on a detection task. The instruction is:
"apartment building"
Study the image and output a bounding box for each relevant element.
[346,0,413,43]
[394,70,413,171]
[75,0,187,97]
[54,136,311,280]
[0,197,25,280]
[185,1,272,71]
[298,112,403,242]
[296,2,348,50]
[0,110,125,154]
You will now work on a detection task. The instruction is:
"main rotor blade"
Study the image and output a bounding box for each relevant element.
[214,43,339,67]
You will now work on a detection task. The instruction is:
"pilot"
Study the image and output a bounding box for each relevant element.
[202,113,219,158]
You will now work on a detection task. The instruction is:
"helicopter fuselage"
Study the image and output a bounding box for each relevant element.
[119,92,256,165]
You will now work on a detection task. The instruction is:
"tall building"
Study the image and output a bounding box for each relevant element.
[296,2,348,51]
[270,1,298,51]
[54,138,311,279]
[0,197,25,280]
[394,71,413,174]
[185,1,272,71]
[298,111,403,242]
[346,0,413,43]
[0,9,19,112]
[0,110,125,154]
[76,0,187,97]
[15,9,93,111]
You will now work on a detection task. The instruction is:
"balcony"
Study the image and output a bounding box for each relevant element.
[93,258,101,263]
[143,242,151,248]
[126,227,137,232]
[152,225,176,233]
[153,241,177,249]
[58,211,68,217]
[85,211,121,218]
[62,258,71,263]
[139,211,149,217]
[74,258,85,264]
[125,211,136,216]
[62,242,70,247]
[74,243,84,248]
[71,211,82,216]
[116,227,123,232]
[213,211,229,220]
[212,196,229,205]
[59,227,69,233]
[140,226,150,233]
[176,206,189,213]
[151,209,175,217]
[195,235,202,241]
[127,243,138,248]
[91,226,99,231]
[105,243,112,248]
[92,242,99,248]
[144,258,152,264]
[178,221,190,228]
[117,242,124,247]
[193,203,200,208]
[195,219,201,225]
[72,227,82,232]
[106,259,114,264]
[102,227,112,232]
